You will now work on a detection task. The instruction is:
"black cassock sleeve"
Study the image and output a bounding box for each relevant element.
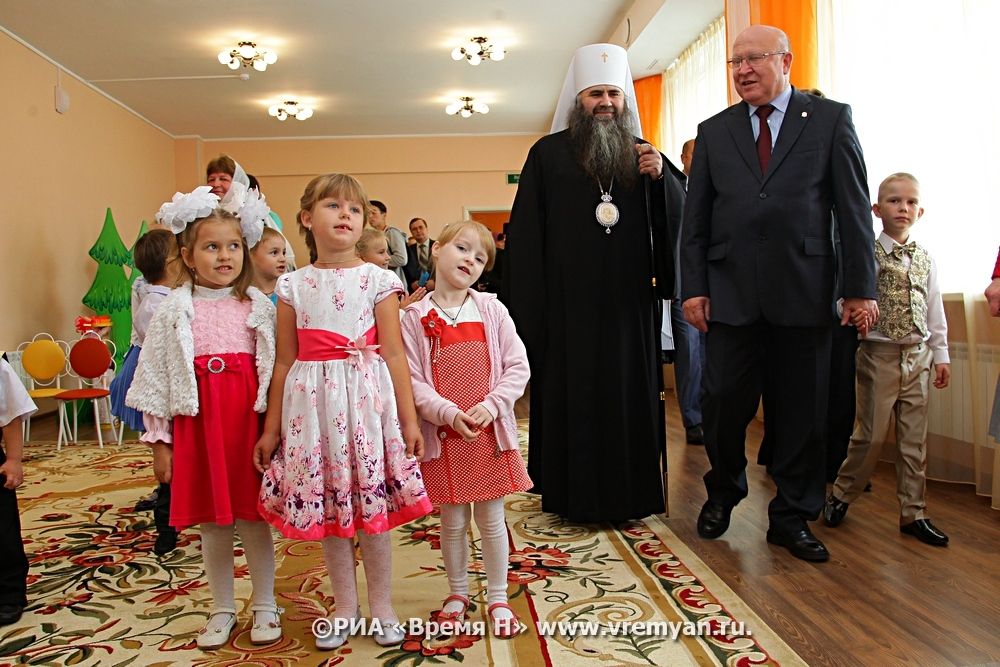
[505,143,548,360]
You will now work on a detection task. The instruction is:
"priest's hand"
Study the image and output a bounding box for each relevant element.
[683,297,711,333]
[636,143,662,180]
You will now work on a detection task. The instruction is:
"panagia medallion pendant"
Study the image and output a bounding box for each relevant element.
[596,178,619,234]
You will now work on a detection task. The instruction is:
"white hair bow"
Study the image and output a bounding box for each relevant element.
[155,186,219,235]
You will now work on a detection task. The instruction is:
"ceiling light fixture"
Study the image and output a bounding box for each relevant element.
[445,97,489,118]
[268,100,313,121]
[218,41,278,72]
[450,37,505,66]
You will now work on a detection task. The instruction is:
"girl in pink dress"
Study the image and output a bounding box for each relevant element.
[254,174,431,650]
[126,187,282,649]
[400,220,532,639]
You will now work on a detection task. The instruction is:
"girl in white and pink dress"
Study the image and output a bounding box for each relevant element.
[254,173,431,650]
[126,187,282,650]
[400,220,532,639]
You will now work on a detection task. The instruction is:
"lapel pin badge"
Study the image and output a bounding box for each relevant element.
[801,111,808,117]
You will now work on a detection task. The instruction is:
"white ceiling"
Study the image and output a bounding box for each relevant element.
[0,0,722,139]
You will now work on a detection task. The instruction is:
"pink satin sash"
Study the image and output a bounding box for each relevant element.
[296,326,383,413]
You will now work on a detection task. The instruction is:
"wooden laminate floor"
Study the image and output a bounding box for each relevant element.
[659,393,1000,667]
[22,394,1000,666]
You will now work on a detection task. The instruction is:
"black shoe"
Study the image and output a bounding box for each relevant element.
[696,500,732,539]
[823,495,849,527]
[900,519,949,546]
[154,530,178,556]
[766,526,830,562]
[685,425,704,445]
[0,604,23,626]
[134,488,159,512]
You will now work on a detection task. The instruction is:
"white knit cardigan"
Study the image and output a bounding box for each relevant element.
[125,285,276,418]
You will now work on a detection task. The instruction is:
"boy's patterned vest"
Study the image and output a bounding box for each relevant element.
[874,240,930,340]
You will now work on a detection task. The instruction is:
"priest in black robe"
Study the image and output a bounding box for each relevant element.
[506,43,685,522]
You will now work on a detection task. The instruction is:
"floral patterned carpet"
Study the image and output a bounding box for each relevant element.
[3,422,804,666]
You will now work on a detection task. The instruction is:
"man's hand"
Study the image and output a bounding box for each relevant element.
[986,278,1000,317]
[683,297,711,333]
[636,143,663,180]
[842,298,879,336]
[933,363,951,389]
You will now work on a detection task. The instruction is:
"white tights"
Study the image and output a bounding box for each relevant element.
[322,531,397,622]
[439,498,512,619]
[200,520,276,617]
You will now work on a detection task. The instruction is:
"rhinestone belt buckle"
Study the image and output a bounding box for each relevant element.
[206,356,226,374]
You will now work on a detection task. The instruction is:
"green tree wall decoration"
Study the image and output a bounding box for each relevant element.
[82,209,132,369]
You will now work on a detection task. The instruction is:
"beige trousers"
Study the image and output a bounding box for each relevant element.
[833,340,932,523]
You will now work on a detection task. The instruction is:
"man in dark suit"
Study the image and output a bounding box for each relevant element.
[404,217,435,292]
[681,24,878,562]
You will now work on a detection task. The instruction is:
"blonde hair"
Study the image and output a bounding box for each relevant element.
[437,220,496,271]
[253,225,284,249]
[877,172,920,202]
[177,209,254,301]
[296,174,369,263]
[356,227,387,257]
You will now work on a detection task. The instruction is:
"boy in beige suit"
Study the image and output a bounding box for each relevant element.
[824,173,950,546]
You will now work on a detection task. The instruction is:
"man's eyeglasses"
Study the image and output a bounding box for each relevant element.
[726,51,787,70]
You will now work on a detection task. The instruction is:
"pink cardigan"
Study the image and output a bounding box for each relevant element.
[401,289,530,461]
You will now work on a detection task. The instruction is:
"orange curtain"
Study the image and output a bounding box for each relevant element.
[633,74,663,150]
[751,0,818,89]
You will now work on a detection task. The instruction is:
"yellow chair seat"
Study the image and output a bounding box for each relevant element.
[29,387,66,399]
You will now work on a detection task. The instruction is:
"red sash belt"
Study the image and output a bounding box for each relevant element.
[194,353,245,375]
[297,327,378,361]
[296,326,384,413]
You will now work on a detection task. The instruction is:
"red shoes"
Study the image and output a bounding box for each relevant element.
[487,602,524,639]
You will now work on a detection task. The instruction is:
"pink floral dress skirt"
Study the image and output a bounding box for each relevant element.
[258,265,432,539]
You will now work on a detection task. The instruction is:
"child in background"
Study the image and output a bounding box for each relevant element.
[126,186,282,648]
[109,228,180,554]
[400,220,531,638]
[254,173,431,650]
[357,228,426,308]
[250,226,288,305]
[824,173,951,547]
[0,354,36,626]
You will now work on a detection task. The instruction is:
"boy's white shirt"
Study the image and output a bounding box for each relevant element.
[863,231,949,364]
[0,359,36,428]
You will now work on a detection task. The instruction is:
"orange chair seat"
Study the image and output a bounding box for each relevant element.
[57,388,111,400]
[29,388,66,399]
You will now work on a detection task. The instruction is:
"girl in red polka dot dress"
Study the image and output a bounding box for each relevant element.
[401,220,532,639]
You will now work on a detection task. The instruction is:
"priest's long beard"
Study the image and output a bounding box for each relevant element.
[568,103,637,189]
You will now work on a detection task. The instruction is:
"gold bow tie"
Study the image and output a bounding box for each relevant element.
[891,242,917,260]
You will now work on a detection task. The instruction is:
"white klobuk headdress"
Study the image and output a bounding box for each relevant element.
[550,43,643,135]
[155,160,268,247]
